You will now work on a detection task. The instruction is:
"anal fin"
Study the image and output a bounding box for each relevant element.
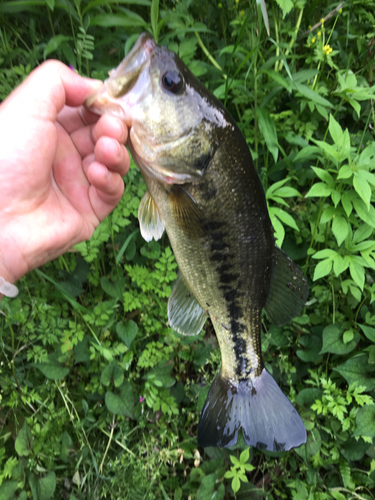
[138,191,165,242]
[168,274,207,336]
[265,246,309,326]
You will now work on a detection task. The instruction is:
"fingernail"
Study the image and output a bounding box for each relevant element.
[89,79,105,91]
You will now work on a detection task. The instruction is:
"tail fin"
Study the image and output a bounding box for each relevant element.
[198,368,306,451]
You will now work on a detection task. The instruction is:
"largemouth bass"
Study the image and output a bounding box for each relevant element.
[86,33,309,451]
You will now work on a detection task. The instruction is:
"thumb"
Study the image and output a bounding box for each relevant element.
[0,60,103,121]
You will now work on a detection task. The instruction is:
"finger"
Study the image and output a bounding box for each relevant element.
[86,162,125,221]
[57,105,99,134]
[94,137,130,175]
[92,115,128,145]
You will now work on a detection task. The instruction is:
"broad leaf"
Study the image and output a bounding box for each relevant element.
[334,355,375,391]
[354,405,375,437]
[320,323,359,355]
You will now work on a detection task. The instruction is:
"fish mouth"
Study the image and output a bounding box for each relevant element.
[84,32,155,127]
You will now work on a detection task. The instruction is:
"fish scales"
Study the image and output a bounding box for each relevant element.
[143,129,273,383]
[86,33,309,452]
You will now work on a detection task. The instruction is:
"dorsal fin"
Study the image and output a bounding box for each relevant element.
[265,246,309,326]
[138,191,165,242]
[168,274,207,336]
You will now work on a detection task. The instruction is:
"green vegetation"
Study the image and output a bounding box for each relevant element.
[1,0,375,498]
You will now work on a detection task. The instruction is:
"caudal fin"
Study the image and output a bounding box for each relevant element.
[198,368,306,451]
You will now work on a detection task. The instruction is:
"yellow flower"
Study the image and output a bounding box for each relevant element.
[240,9,244,15]
[236,0,239,3]
[317,31,321,37]
[311,37,316,44]
[323,44,333,55]
[320,18,325,24]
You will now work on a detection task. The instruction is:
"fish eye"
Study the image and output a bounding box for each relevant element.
[162,71,184,94]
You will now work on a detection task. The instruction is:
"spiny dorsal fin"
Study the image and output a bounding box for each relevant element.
[168,274,207,336]
[138,191,165,242]
[168,185,207,239]
[265,246,309,326]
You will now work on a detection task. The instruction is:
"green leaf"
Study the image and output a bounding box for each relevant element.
[332,215,349,246]
[313,258,333,281]
[341,192,353,217]
[74,335,91,363]
[83,0,151,16]
[274,0,293,17]
[150,0,159,42]
[358,324,375,343]
[240,448,250,463]
[354,405,375,437]
[297,335,322,362]
[337,164,352,179]
[294,428,321,460]
[330,490,347,500]
[349,258,365,290]
[320,323,359,355]
[101,277,121,299]
[296,388,323,407]
[60,431,73,462]
[0,481,19,500]
[256,0,269,35]
[90,13,146,27]
[333,254,350,276]
[328,114,343,148]
[232,475,241,494]
[293,145,321,163]
[105,380,134,418]
[270,207,299,231]
[116,320,138,348]
[294,83,334,108]
[45,0,55,9]
[347,97,361,117]
[38,472,56,500]
[15,421,33,457]
[334,355,375,391]
[196,473,218,500]
[353,172,371,210]
[305,182,332,198]
[312,249,337,260]
[261,69,291,91]
[340,437,370,462]
[353,198,375,228]
[101,362,124,388]
[257,107,279,163]
[311,167,335,187]
[35,353,69,380]
[43,34,71,58]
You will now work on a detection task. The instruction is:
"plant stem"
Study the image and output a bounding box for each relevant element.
[195,31,225,74]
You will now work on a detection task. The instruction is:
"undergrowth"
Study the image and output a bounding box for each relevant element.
[1,0,375,499]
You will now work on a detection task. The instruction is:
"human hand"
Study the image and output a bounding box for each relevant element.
[0,61,130,292]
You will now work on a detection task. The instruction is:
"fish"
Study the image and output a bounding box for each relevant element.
[85,33,309,452]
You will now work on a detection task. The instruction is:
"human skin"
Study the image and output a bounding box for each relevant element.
[0,60,130,299]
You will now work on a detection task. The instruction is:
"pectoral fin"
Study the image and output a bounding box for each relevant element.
[138,191,165,242]
[168,274,207,336]
[168,186,207,239]
[265,246,309,326]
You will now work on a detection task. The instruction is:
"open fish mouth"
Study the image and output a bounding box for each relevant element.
[85,33,155,127]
